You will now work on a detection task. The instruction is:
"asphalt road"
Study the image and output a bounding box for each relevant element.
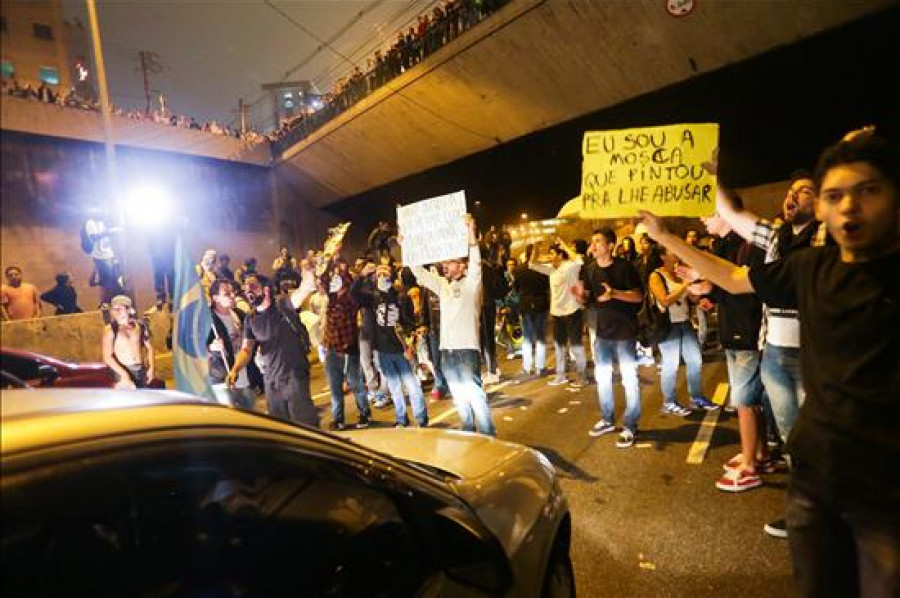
[159,349,796,597]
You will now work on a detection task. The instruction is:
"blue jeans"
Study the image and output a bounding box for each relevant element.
[521,311,548,373]
[724,349,764,407]
[584,307,598,360]
[441,349,496,436]
[324,349,370,424]
[593,338,641,430]
[427,330,450,395]
[377,351,428,426]
[658,321,704,404]
[552,311,586,379]
[760,343,804,442]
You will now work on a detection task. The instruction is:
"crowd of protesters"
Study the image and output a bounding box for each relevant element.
[3,120,896,596]
[268,0,510,151]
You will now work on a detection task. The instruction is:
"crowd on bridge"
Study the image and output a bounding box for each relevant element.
[267,0,510,151]
[2,78,267,145]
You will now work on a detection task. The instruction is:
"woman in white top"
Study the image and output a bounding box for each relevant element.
[649,246,717,415]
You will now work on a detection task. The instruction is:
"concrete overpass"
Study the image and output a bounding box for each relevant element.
[0,94,271,167]
[274,0,896,208]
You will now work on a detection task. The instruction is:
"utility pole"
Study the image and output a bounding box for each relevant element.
[86,0,129,302]
[137,50,163,114]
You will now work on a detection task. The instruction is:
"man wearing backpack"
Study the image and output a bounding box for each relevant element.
[226,273,319,427]
[581,228,644,448]
[82,210,124,305]
[102,295,155,389]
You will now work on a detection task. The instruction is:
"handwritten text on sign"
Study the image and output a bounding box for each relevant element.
[398,191,468,266]
[580,123,718,218]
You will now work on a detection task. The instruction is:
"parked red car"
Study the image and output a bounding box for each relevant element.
[0,348,163,389]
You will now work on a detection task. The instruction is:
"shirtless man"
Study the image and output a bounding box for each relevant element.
[102,295,155,389]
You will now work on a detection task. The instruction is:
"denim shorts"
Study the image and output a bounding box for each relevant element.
[725,349,764,408]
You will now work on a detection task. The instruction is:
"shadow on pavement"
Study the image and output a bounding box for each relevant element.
[531,445,599,482]
[640,423,739,451]
[490,395,533,409]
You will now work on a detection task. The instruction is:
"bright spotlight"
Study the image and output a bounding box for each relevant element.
[125,184,171,228]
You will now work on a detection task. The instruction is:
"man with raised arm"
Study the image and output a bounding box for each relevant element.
[639,130,899,597]
[410,214,496,436]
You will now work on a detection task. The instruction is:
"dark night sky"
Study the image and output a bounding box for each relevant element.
[328,6,900,236]
[62,0,438,131]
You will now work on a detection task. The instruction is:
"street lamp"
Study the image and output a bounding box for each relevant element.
[521,213,528,220]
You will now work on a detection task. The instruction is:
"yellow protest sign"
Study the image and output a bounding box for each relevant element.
[578,123,718,218]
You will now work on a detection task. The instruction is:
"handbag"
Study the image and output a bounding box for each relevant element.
[637,271,671,347]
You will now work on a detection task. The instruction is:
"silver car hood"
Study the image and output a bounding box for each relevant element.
[341,428,559,556]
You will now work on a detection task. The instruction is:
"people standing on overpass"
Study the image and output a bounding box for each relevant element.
[639,129,900,598]
[1,266,41,321]
[411,214,496,436]
[528,241,587,388]
[580,228,644,448]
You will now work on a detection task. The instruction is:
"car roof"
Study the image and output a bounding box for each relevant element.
[0,389,310,456]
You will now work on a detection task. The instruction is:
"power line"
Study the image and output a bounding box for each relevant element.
[262,0,360,70]
[280,0,388,82]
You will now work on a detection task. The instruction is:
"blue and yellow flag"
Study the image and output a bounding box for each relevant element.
[173,237,214,398]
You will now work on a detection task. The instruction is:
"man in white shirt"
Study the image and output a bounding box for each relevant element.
[529,241,587,387]
[411,214,496,436]
[83,212,124,305]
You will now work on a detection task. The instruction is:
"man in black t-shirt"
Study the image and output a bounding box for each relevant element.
[581,228,644,448]
[226,274,318,427]
[640,131,899,597]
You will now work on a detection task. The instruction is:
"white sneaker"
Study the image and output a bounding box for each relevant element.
[588,420,615,437]
[483,372,501,385]
[660,402,692,417]
[616,428,635,448]
[547,376,568,386]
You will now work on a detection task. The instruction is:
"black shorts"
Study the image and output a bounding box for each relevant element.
[552,311,584,346]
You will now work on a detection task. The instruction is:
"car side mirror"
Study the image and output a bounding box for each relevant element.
[37,364,59,386]
[431,506,513,595]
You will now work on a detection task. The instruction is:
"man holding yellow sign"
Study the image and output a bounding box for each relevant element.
[575,123,719,219]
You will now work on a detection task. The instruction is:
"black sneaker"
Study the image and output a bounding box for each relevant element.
[328,421,345,432]
[394,419,409,428]
[356,416,370,429]
[763,518,788,539]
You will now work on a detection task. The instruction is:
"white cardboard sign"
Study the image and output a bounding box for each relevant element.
[397,191,468,266]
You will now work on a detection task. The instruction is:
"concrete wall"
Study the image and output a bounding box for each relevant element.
[277,0,893,207]
[0,309,169,362]
[0,95,271,166]
[0,130,333,313]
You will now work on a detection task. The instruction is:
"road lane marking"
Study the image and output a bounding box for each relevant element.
[427,380,512,425]
[686,382,729,465]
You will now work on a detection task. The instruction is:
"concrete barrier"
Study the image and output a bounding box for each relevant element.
[1,309,171,363]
